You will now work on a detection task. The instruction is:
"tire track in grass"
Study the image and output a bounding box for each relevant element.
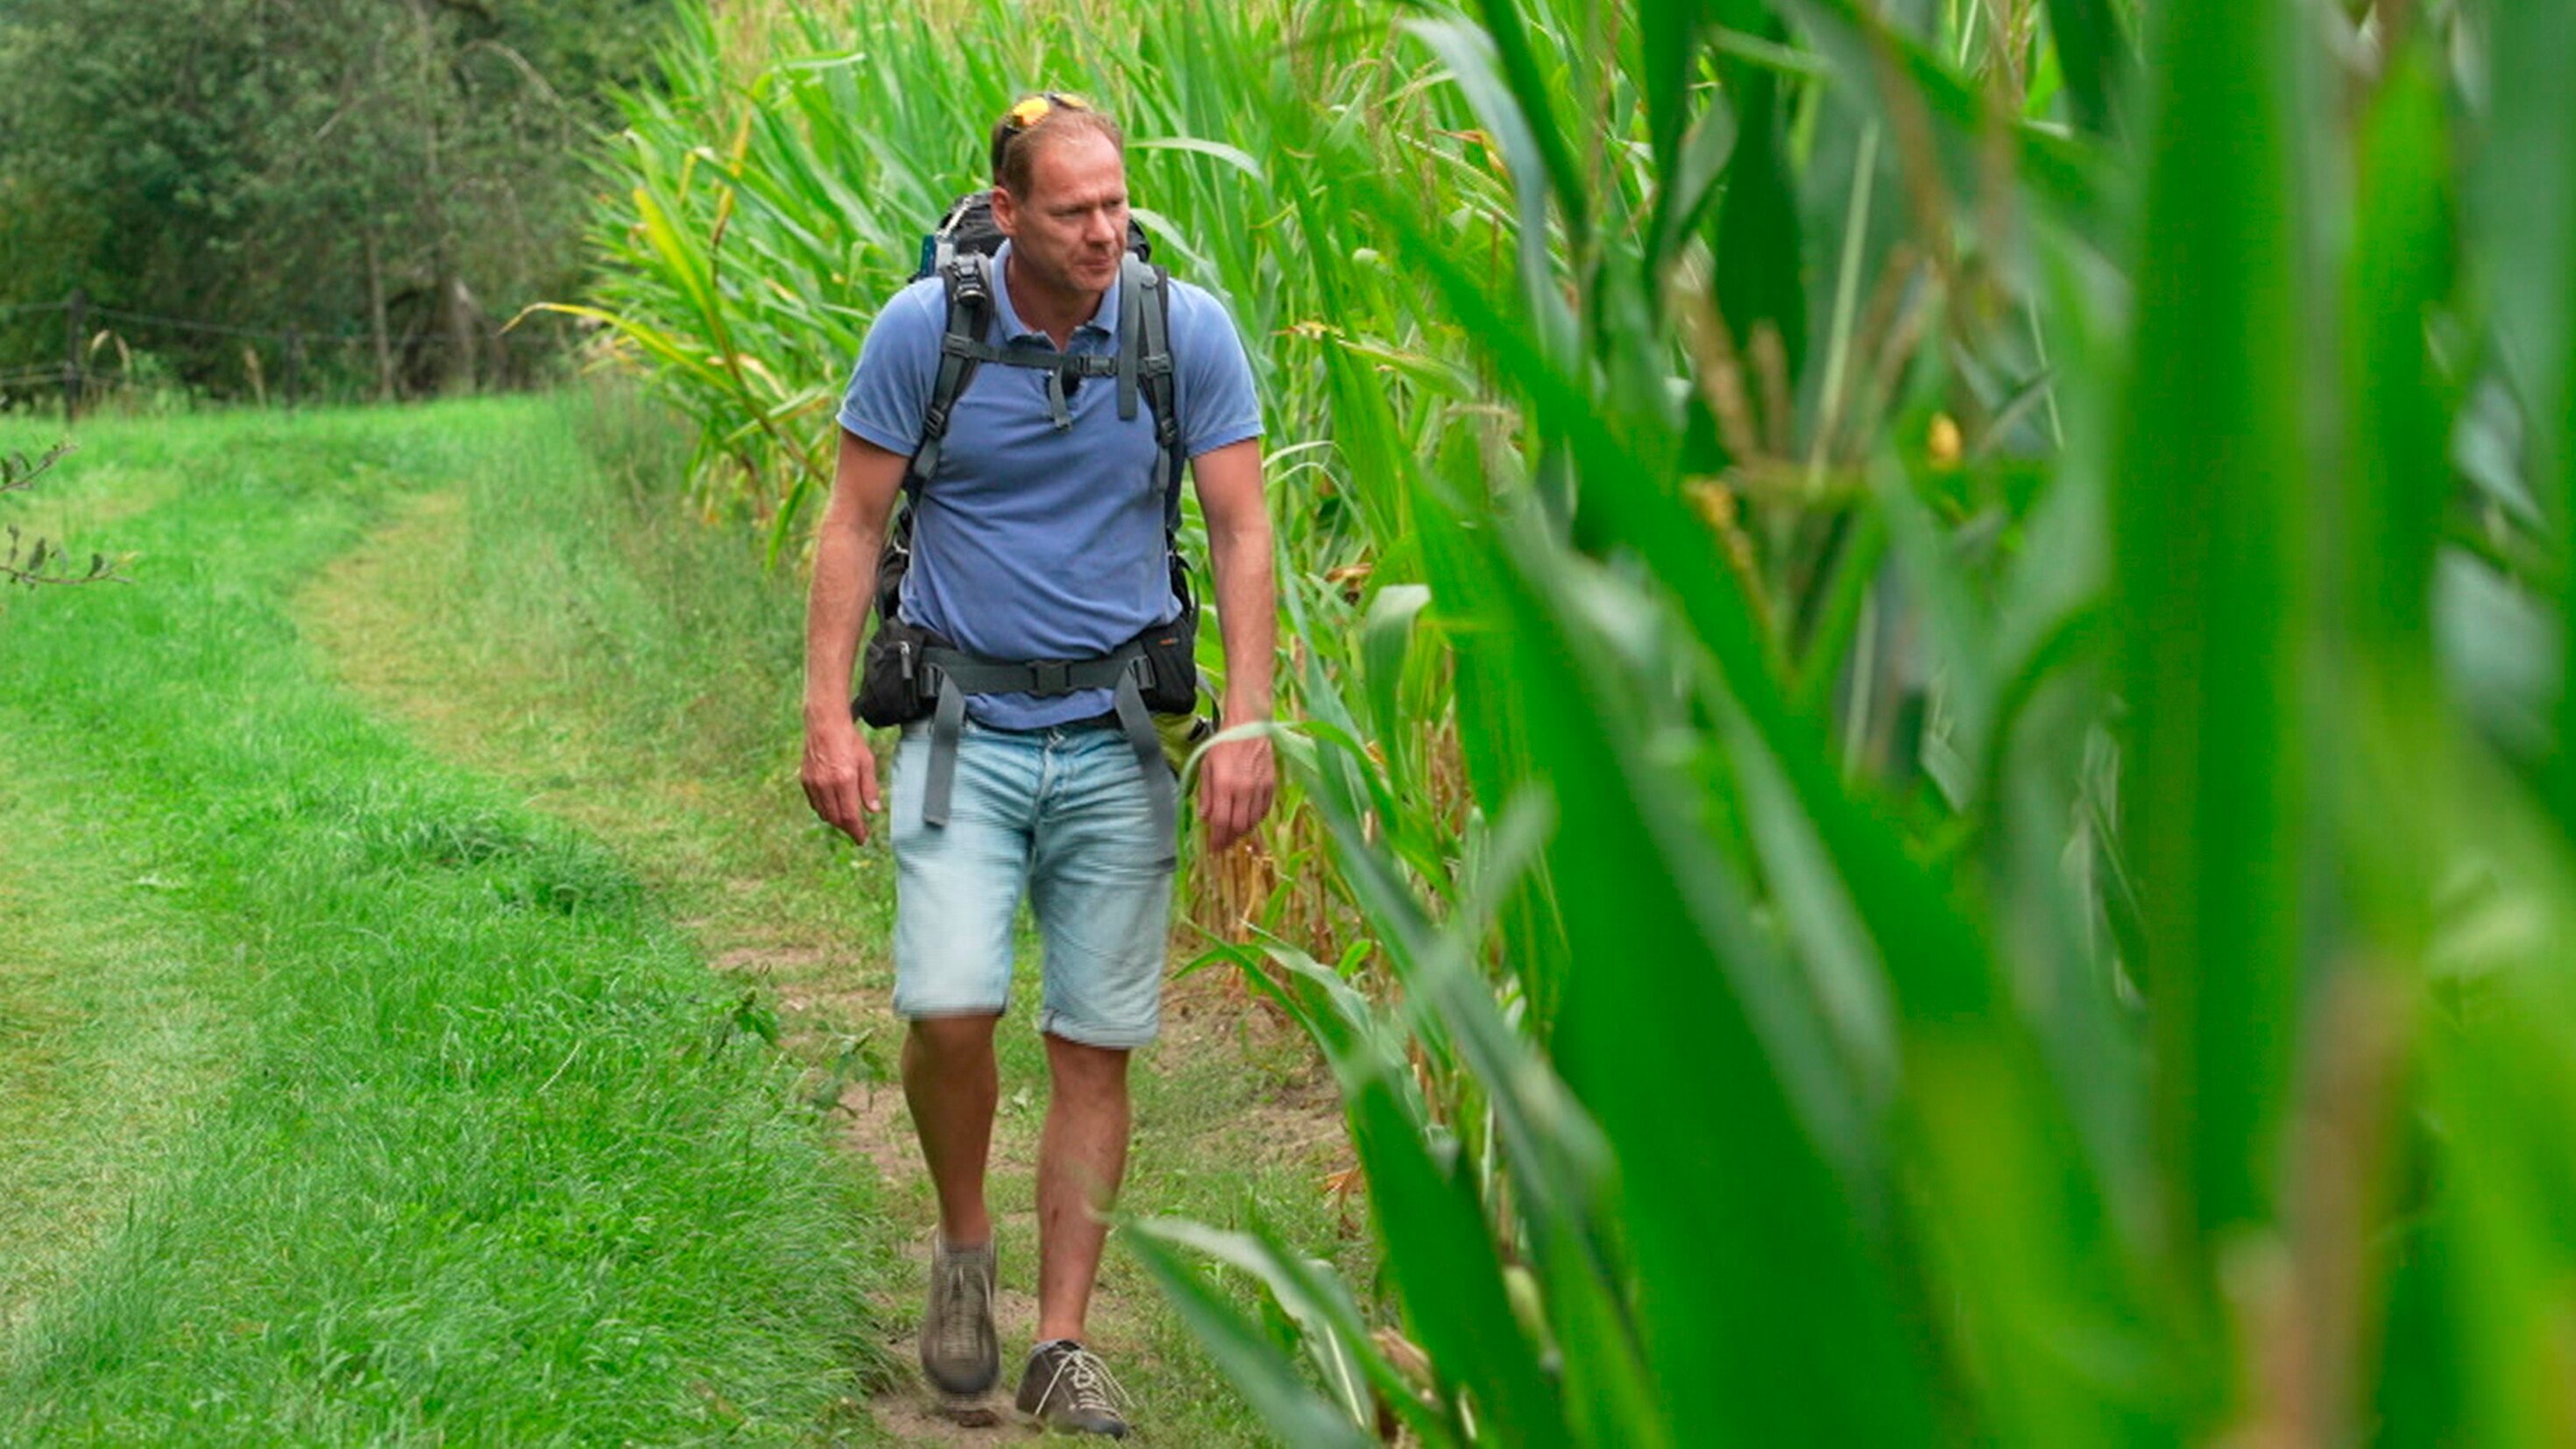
[0,402,895,1444]
[0,739,244,1348]
[0,422,242,1354]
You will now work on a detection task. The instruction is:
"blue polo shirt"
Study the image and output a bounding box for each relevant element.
[839,241,1263,729]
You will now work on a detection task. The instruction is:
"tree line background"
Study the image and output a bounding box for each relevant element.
[0,0,674,405]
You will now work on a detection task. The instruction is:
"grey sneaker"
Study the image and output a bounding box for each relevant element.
[1015,1339,1131,1438]
[920,1235,999,1397]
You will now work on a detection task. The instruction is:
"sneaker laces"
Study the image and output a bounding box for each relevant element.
[1036,1344,1132,1415]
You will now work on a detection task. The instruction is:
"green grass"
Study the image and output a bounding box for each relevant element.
[0,737,243,1349]
[0,401,893,1443]
[0,392,1356,1444]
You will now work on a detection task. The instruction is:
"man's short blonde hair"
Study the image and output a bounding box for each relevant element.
[990,91,1125,197]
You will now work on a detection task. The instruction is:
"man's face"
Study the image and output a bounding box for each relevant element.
[994,131,1129,299]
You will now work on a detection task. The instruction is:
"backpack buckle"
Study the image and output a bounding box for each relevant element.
[1030,660,1072,696]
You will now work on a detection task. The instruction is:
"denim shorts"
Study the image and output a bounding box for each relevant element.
[887,716,1176,1048]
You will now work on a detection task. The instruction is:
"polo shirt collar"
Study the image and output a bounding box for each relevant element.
[988,239,1119,346]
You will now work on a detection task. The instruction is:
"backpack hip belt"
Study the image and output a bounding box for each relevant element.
[912,640,1176,851]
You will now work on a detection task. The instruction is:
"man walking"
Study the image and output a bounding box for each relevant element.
[798,93,1275,1438]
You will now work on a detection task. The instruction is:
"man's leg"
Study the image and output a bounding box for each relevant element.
[890,719,1036,1248]
[887,720,1037,1402]
[1035,1032,1131,1343]
[1015,727,1171,1435]
[907,1012,1006,1401]
[903,1012,1003,1247]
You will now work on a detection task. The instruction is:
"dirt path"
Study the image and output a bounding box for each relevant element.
[297,484,1348,1445]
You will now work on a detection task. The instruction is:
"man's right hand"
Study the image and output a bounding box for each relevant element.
[803,431,907,845]
[801,715,883,845]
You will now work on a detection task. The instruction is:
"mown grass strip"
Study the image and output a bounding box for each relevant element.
[0,401,891,1444]
[0,738,243,1349]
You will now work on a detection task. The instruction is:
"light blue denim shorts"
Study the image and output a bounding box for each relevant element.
[887,717,1176,1048]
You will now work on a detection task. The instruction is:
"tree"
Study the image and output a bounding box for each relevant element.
[0,0,672,399]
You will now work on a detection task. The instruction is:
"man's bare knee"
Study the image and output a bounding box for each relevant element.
[907,1012,1001,1064]
[1042,1032,1130,1089]
[910,1014,999,1048]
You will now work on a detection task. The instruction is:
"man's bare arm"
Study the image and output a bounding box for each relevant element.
[1190,438,1276,852]
[801,430,909,844]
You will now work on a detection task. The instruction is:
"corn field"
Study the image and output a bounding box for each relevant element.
[580,0,2576,1440]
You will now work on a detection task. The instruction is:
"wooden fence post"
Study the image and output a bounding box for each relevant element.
[366,232,395,402]
[61,288,86,419]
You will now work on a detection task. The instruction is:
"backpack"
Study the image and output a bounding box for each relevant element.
[853,190,1199,845]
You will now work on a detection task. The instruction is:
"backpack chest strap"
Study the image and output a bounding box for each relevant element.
[938,335,1122,374]
[933,336,1122,429]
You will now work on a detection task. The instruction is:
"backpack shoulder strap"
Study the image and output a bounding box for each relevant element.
[1115,255,1183,537]
[907,253,995,492]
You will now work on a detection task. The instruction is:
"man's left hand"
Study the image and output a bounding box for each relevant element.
[1197,729,1276,854]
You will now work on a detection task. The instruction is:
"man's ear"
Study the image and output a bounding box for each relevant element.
[989,185,1016,237]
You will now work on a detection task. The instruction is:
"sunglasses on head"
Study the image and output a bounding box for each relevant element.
[1002,90,1092,133]
[993,91,1093,179]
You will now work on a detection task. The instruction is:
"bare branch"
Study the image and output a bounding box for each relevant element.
[0,442,74,497]
[1,444,124,590]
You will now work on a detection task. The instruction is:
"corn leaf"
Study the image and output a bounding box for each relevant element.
[2114,0,2310,1293]
[1122,1229,1381,1449]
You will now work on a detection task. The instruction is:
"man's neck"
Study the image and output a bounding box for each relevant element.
[1001,252,1104,350]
